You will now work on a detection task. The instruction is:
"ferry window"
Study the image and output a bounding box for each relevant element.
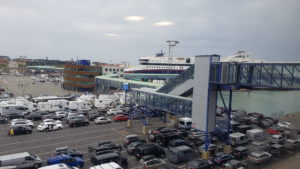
[113,69,115,72]
[186,58,191,63]
[120,69,123,71]
[117,69,119,71]
[109,69,112,72]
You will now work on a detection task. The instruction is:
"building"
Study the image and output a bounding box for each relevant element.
[99,63,125,75]
[0,55,10,73]
[63,60,101,92]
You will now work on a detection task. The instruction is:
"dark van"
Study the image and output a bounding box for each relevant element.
[90,152,127,167]
[168,145,197,164]
[134,144,165,160]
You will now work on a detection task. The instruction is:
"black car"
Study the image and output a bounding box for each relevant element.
[127,141,146,155]
[148,127,177,142]
[157,132,183,146]
[186,159,214,169]
[27,113,42,121]
[88,141,122,152]
[8,126,32,135]
[69,117,89,127]
[157,166,180,169]
[53,146,83,158]
[87,111,104,121]
[168,139,193,149]
[123,134,146,147]
[0,117,8,124]
[232,146,248,160]
[6,113,23,120]
[90,152,128,167]
[212,153,234,166]
[134,144,165,160]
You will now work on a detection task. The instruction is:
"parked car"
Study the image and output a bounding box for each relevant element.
[55,111,68,118]
[257,120,272,129]
[94,117,111,125]
[266,127,281,135]
[0,117,8,124]
[247,151,272,165]
[277,122,294,130]
[27,112,42,121]
[89,162,122,169]
[127,141,147,155]
[271,134,285,144]
[88,141,122,152]
[231,146,248,160]
[90,152,127,167]
[168,145,197,164]
[37,120,63,132]
[269,144,286,157]
[53,146,83,158]
[107,109,123,115]
[8,126,32,136]
[134,144,165,160]
[224,159,247,169]
[157,132,183,146]
[47,155,84,167]
[212,153,234,166]
[148,127,177,142]
[40,163,79,169]
[113,115,129,122]
[87,111,104,121]
[138,155,166,169]
[186,159,214,169]
[0,152,42,169]
[69,117,89,127]
[5,113,23,120]
[123,134,146,147]
[157,166,180,169]
[11,119,34,129]
[168,139,193,149]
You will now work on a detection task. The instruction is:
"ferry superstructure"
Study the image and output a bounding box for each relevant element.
[123,56,195,74]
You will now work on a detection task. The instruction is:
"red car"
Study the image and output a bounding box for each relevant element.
[113,115,129,122]
[266,128,281,135]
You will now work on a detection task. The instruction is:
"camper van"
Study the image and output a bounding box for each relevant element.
[0,152,42,169]
[0,104,30,116]
[246,129,266,141]
[229,132,248,146]
[178,117,192,129]
[68,100,92,110]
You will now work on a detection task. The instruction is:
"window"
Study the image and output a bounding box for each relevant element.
[105,68,108,71]
[109,69,112,72]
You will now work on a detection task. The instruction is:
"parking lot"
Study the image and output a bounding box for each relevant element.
[0,117,188,169]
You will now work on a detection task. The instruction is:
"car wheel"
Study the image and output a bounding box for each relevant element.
[26,130,30,134]
[33,163,39,169]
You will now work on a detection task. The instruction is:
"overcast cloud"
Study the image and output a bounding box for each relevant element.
[0,0,299,65]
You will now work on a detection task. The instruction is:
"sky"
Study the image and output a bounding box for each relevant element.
[0,0,299,65]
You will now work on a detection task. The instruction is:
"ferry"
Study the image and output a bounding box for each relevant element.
[123,52,195,74]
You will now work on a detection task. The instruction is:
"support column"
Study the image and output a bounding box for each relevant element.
[192,55,220,151]
[127,120,132,127]
[224,145,232,154]
[201,151,210,160]
[142,125,148,135]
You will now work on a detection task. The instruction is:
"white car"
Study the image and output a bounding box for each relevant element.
[11,119,34,128]
[55,111,68,118]
[107,109,122,115]
[94,117,111,125]
[37,120,63,132]
[277,122,294,129]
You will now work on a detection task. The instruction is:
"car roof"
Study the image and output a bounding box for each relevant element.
[126,134,138,138]
[171,145,191,151]
[94,152,120,160]
[90,162,122,169]
[137,144,156,149]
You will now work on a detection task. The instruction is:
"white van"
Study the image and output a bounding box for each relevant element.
[229,132,248,146]
[39,163,78,169]
[178,117,192,129]
[89,162,123,169]
[0,152,42,169]
[246,129,266,141]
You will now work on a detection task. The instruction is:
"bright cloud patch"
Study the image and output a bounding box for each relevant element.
[125,16,145,22]
[105,33,119,37]
[154,21,174,26]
